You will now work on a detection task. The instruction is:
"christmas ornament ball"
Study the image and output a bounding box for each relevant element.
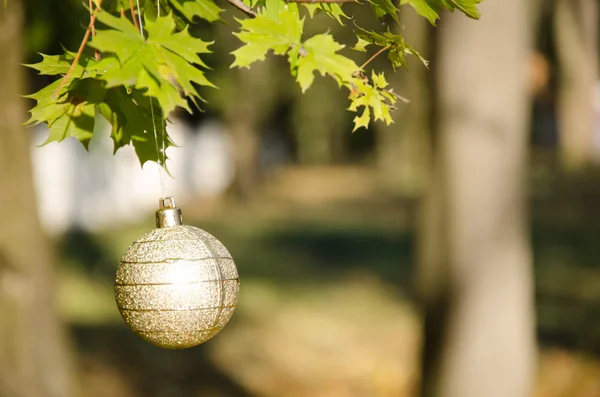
[114,197,239,349]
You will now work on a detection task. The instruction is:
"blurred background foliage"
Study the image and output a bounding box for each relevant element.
[5,0,600,396]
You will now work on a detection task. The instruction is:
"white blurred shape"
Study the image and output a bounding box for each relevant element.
[30,117,235,234]
[30,125,79,235]
[189,119,235,198]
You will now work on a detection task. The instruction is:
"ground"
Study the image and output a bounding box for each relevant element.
[55,165,600,397]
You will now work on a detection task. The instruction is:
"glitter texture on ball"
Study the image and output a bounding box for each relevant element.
[114,197,239,349]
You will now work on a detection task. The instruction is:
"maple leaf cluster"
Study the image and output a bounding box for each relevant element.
[24,0,482,167]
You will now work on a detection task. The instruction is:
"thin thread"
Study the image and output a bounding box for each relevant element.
[156,0,166,195]
[135,0,143,36]
[150,100,166,195]
[157,0,166,191]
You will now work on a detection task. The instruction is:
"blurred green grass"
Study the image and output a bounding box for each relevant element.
[53,166,600,396]
[55,196,414,325]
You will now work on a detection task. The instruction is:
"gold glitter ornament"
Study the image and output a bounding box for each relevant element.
[114,197,239,349]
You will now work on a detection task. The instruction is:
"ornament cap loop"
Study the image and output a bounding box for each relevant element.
[156,196,183,228]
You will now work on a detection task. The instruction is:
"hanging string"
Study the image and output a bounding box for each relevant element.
[135,0,166,196]
[157,0,167,195]
[135,0,143,36]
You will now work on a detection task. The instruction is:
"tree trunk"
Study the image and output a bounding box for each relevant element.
[228,118,262,198]
[417,2,536,397]
[219,58,282,199]
[554,0,598,171]
[293,79,347,165]
[0,2,73,396]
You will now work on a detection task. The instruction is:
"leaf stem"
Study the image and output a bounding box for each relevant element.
[89,0,100,61]
[389,90,409,103]
[359,44,391,71]
[287,0,356,3]
[128,0,140,30]
[53,0,103,97]
[225,0,257,18]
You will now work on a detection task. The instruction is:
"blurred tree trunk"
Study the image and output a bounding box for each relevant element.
[227,115,262,199]
[417,2,535,397]
[376,9,432,197]
[293,79,347,165]
[554,0,598,171]
[0,2,72,397]
[218,58,283,200]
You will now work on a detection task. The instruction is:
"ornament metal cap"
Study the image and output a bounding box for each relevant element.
[156,196,183,228]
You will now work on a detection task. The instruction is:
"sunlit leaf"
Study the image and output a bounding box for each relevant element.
[368,0,398,22]
[169,0,223,23]
[303,4,349,25]
[90,12,213,116]
[355,27,428,70]
[231,4,303,68]
[296,34,359,92]
[400,0,481,25]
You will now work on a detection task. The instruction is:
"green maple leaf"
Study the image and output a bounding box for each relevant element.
[99,88,172,166]
[25,47,173,165]
[400,0,481,25]
[242,0,262,8]
[355,27,428,70]
[45,105,96,148]
[91,12,143,62]
[90,11,213,116]
[448,0,482,19]
[147,18,212,67]
[49,78,106,149]
[25,81,69,127]
[27,78,106,149]
[25,53,104,148]
[296,34,359,92]
[303,4,349,25]
[102,0,130,13]
[169,0,223,23]
[352,36,371,52]
[353,107,371,131]
[231,4,304,68]
[24,52,98,77]
[368,0,399,22]
[400,0,439,24]
[348,71,397,131]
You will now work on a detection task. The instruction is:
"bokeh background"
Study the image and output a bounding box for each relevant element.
[1,0,600,396]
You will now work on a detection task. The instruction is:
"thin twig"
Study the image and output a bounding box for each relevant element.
[226,0,257,17]
[89,0,96,36]
[287,0,356,2]
[89,0,100,60]
[53,0,103,97]
[128,0,140,30]
[389,90,410,103]
[359,44,391,71]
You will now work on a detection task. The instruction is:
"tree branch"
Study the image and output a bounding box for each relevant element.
[225,0,357,18]
[287,0,356,3]
[388,90,410,103]
[89,0,100,60]
[226,0,257,17]
[128,0,140,30]
[53,0,103,97]
[359,44,391,71]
